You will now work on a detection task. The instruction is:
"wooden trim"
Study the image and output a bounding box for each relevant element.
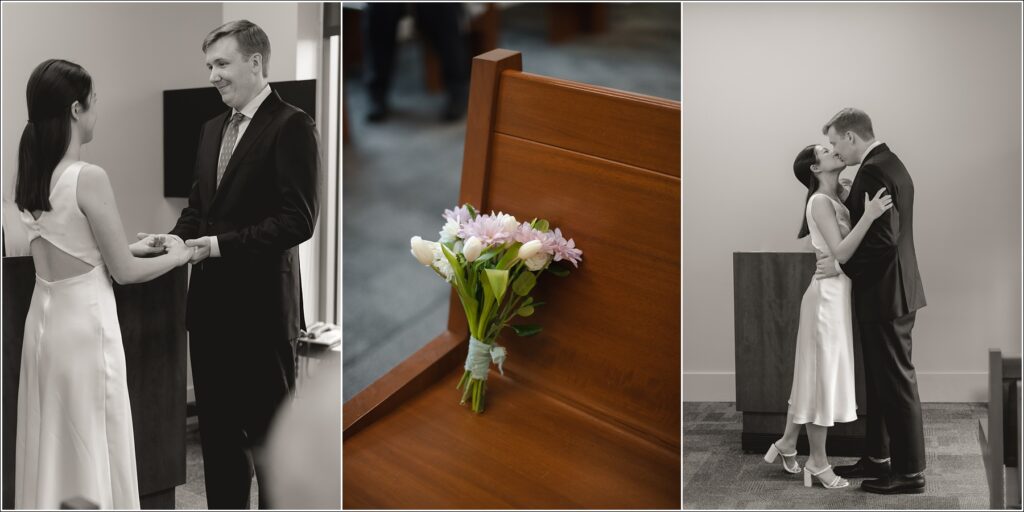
[343,330,466,438]
[458,49,522,210]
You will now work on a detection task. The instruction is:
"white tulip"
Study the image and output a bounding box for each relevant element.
[410,236,434,266]
[518,240,543,260]
[524,252,551,271]
[463,236,483,262]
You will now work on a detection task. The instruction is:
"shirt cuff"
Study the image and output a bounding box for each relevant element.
[209,236,221,257]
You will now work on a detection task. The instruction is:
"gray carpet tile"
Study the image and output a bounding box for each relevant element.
[342,2,681,401]
[683,402,991,509]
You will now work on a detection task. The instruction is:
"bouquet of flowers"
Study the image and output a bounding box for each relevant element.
[410,204,583,413]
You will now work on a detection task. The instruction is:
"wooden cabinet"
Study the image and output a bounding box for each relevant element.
[733,252,866,455]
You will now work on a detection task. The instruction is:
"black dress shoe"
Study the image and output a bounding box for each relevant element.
[834,457,891,479]
[862,474,926,494]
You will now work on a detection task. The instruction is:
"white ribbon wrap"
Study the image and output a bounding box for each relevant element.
[464,336,507,380]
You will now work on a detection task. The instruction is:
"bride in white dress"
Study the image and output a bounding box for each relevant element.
[14,59,194,509]
[762,144,892,490]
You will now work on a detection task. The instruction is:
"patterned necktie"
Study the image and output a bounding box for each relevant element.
[216,113,246,187]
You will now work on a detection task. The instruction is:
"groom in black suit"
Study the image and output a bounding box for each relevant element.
[143,20,319,508]
[816,108,927,494]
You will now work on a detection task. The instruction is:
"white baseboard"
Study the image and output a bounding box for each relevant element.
[683,371,987,402]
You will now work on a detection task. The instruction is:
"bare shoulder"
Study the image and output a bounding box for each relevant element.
[77,164,113,197]
[79,163,109,182]
[810,194,837,217]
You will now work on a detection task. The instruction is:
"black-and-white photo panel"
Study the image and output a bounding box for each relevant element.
[1,2,341,509]
[682,2,1021,509]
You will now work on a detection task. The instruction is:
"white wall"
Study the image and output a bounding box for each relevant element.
[682,3,1022,402]
[1,2,220,250]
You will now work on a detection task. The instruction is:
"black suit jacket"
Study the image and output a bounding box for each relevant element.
[170,90,320,341]
[840,143,926,322]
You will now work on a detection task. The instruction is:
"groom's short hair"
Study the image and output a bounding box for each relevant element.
[823,108,874,140]
[203,20,271,78]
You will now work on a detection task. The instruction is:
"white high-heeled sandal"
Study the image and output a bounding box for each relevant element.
[764,442,801,474]
[803,464,849,489]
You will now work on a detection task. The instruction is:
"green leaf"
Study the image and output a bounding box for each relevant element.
[496,243,523,270]
[483,268,509,302]
[466,204,478,219]
[439,244,466,286]
[511,324,542,337]
[474,250,498,263]
[547,265,570,277]
[517,305,535,317]
[511,271,537,296]
[532,219,550,232]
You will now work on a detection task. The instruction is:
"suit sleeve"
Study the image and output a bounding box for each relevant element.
[839,166,900,278]
[216,112,320,255]
[169,124,206,240]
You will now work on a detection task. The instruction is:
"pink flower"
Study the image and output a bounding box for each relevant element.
[514,223,582,268]
[549,228,583,267]
[459,212,518,246]
[443,205,472,225]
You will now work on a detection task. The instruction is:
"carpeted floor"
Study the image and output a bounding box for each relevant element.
[683,402,990,509]
[342,2,680,401]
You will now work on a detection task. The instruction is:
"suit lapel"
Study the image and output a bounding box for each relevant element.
[211,91,282,208]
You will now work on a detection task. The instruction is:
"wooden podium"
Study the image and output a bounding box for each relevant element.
[733,252,866,456]
[2,257,188,509]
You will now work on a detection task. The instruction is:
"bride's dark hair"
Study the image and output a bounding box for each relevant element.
[793,144,819,238]
[15,59,93,213]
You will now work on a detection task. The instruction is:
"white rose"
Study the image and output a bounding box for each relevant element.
[518,239,543,260]
[524,252,551,271]
[462,236,483,262]
[439,219,460,244]
[410,236,434,266]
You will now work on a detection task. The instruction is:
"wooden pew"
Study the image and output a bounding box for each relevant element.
[343,49,680,509]
[978,348,1022,509]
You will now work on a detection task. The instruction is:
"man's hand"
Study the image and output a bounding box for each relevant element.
[185,237,212,265]
[815,254,841,280]
[132,233,185,257]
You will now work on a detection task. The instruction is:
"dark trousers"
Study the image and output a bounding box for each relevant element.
[364,3,467,104]
[860,311,926,475]
[190,327,296,509]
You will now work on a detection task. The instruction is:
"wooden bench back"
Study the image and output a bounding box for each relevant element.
[454,49,680,447]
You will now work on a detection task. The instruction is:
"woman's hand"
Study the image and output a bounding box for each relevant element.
[863,188,894,221]
[130,233,166,257]
[166,242,196,266]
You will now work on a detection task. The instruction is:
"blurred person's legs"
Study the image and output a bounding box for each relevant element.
[364,3,405,122]
[413,3,469,121]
